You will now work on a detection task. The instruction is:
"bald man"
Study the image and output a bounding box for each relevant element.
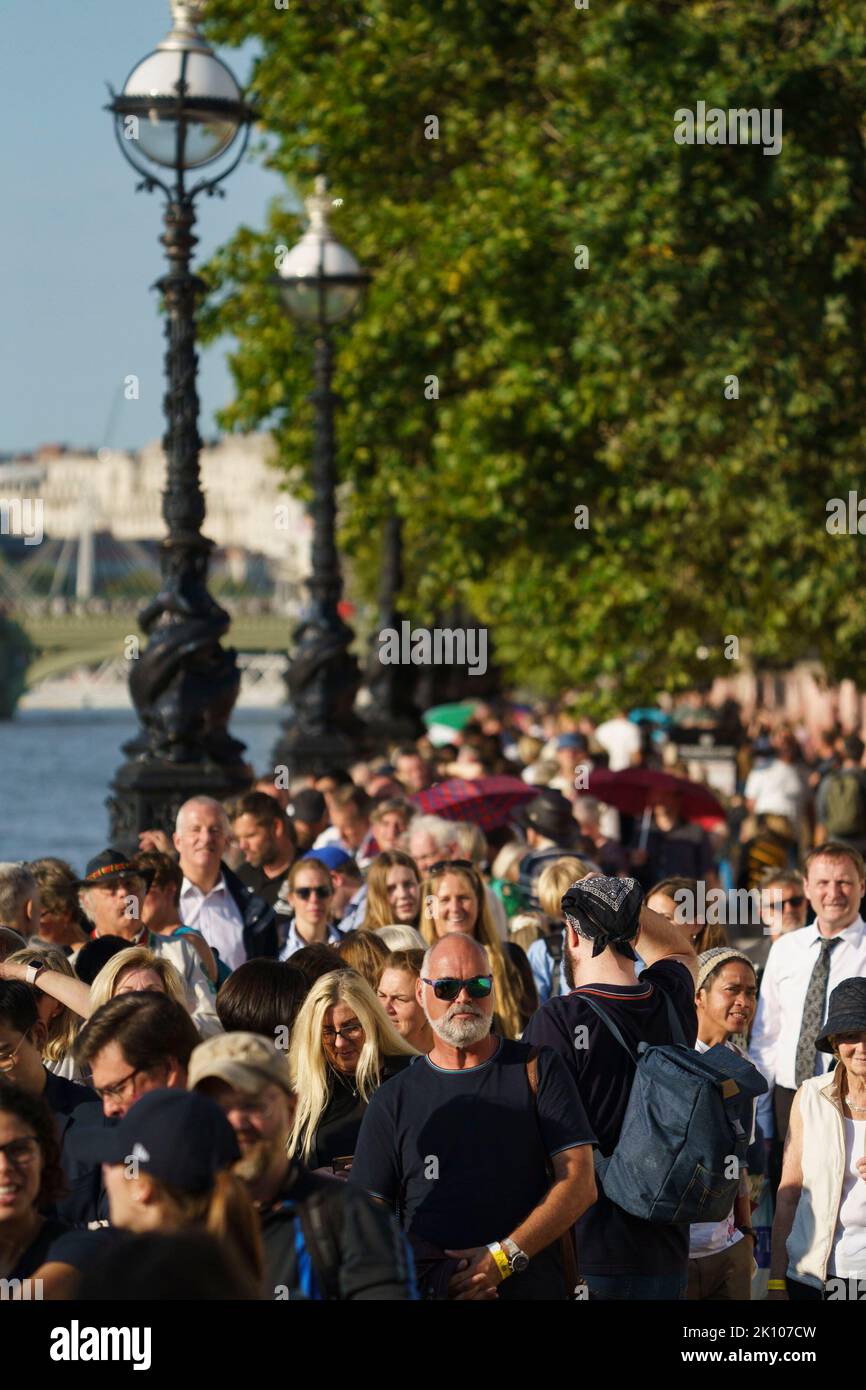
[351,932,597,1301]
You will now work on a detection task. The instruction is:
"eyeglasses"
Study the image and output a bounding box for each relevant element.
[422,975,493,1001]
[427,860,475,877]
[0,1136,39,1168]
[0,1032,30,1073]
[322,1022,364,1043]
[294,886,332,901]
[90,1066,146,1103]
[767,895,806,910]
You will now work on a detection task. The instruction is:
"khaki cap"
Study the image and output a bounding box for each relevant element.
[188,1031,293,1098]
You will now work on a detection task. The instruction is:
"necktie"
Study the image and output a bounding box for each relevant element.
[794,937,842,1087]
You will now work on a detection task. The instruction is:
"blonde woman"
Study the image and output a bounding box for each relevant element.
[289,970,416,1173]
[90,947,190,1015]
[420,860,536,1037]
[6,947,83,1081]
[527,856,595,1004]
[361,852,422,932]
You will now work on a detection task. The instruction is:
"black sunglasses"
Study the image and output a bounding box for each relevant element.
[422,975,493,1001]
[427,859,475,876]
[768,895,806,909]
[294,885,332,901]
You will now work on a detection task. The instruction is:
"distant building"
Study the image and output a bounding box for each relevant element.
[0,434,310,595]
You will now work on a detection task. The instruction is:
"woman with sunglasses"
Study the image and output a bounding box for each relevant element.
[420,861,536,1039]
[279,858,346,959]
[0,1084,68,1285]
[289,969,416,1173]
[361,851,422,932]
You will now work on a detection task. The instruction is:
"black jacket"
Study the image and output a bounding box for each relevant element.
[221,861,278,960]
[260,1163,416,1300]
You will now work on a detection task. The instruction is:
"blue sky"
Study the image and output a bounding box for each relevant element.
[0,1,287,454]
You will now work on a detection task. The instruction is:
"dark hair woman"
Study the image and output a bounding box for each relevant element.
[0,1084,68,1284]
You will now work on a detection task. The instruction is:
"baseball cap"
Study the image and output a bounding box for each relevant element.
[290,790,327,822]
[72,1089,240,1193]
[188,1031,294,1098]
[303,846,352,871]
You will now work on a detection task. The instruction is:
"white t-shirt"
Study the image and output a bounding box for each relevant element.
[828,1118,866,1278]
[689,1038,754,1259]
[743,759,808,821]
[594,717,641,772]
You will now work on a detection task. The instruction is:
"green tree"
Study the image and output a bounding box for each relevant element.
[199,0,866,711]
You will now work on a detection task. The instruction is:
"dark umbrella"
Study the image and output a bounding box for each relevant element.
[411,776,537,832]
[585,768,725,823]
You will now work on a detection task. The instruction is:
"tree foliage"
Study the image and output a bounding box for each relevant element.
[198,0,866,710]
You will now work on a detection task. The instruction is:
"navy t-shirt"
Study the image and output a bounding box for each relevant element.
[522,960,697,1278]
[350,1037,595,1300]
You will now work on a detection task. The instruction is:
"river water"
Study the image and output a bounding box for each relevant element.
[0,709,286,868]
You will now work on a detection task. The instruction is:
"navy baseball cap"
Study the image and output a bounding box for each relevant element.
[73,1089,240,1193]
[304,846,352,870]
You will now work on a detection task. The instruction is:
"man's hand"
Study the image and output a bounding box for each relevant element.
[445,1246,503,1300]
[856,1156,866,1182]
[138,829,173,855]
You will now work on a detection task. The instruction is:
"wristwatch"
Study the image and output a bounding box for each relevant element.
[501,1238,530,1275]
[25,962,45,986]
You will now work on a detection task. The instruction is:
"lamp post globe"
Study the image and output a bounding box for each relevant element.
[271,177,373,778]
[105,0,256,849]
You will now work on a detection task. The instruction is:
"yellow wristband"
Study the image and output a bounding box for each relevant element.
[767,1279,786,1290]
[487,1242,511,1281]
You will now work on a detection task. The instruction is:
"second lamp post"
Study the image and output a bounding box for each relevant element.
[272,176,372,777]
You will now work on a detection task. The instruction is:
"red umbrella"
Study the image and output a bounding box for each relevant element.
[585,768,725,823]
[411,776,536,832]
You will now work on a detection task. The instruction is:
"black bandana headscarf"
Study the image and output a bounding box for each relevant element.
[561,875,643,959]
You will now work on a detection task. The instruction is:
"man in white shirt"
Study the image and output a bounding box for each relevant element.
[174,797,250,973]
[744,732,810,826]
[593,711,641,772]
[750,842,866,1189]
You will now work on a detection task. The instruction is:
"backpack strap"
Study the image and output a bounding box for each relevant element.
[526,1048,581,1299]
[296,1189,343,1301]
[575,983,689,1053]
[573,991,639,1063]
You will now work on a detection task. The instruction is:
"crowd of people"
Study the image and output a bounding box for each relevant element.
[2,693,866,1301]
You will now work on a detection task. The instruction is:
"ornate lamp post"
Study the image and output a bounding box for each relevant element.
[105,0,256,847]
[271,176,372,777]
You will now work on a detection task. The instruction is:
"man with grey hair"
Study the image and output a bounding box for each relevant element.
[351,932,596,1300]
[0,863,40,940]
[141,797,277,971]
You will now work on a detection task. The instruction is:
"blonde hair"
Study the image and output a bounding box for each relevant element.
[90,946,189,1015]
[508,910,548,953]
[7,946,80,1065]
[451,821,488,867]
[288,969,416,1163]
[490,843,525,883]
[537,857,595,921]
[375,924,426,950]
[420,866,525,1039]
[145,1169,263,1288]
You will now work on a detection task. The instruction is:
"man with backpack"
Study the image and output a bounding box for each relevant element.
[522,876,701,1300]
[815,734,866,857]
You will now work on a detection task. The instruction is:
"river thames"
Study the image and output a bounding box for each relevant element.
[0,709,285,867]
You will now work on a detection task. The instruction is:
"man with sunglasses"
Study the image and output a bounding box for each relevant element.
[351,932,597,1300]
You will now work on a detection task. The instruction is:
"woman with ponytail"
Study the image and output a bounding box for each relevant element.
[34,1089,263,1297]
